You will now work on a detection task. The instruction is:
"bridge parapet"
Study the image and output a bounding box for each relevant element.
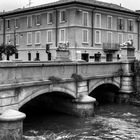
[0,61,122,86]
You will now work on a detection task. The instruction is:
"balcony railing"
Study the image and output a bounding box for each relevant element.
[103,43,120,52]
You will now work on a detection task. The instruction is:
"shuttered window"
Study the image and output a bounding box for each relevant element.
[83,12,88,26]
[35,31,41,44]
[60,29,65,42]
[128,19,133,31]
[118,18,124,30]
[107,32,112,43]
[95,13,101,28]
[118,33,123,44]
[60,10,66,23]
[82,29,88,43]
[95,30,101,44]
[27,32,32,45]
[47,12,53,24]
[47,30,52,43]
[15,18,20,28]
[27,16,32,28]
[107,16,112,29]
[35,15,41,25]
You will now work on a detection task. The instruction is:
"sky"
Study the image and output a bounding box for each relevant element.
[0,0,140,12]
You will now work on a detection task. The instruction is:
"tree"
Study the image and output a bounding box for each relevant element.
[0,44,17,60]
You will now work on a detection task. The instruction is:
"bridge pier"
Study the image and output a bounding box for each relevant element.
[52,81,96,117]
[50,94,96,117]
[72,95,96,117]
[75,81,96,117]
[0,109,26,140]
[118,45,135,103]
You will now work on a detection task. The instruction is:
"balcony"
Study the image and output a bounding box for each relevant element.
[103,43,120,52]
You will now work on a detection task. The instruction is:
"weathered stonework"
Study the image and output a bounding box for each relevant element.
[0,109,26,140]
[118,45,135,103]
[55,50,71,61]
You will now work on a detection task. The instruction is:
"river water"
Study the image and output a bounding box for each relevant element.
[23,104,140,140]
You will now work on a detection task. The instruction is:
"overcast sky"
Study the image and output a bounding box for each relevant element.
[0,0,140,12]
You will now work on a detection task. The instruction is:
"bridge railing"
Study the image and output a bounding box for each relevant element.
[0,61,122,85]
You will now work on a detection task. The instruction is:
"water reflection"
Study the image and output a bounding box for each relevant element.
[23,104,140,140]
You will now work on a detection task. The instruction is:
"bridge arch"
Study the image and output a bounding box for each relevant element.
[89,80,120,104]
[18,86,76,110]
[89,80,120,94]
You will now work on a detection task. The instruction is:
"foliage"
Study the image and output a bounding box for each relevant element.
[71,73,83,82]
[0,44,17,56]
[48,76,62,84]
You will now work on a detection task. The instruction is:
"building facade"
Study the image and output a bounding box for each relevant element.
[0,0,140,61]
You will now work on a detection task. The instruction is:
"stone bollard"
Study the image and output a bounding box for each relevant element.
[0,109,26,140]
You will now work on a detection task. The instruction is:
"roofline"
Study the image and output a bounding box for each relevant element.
[0,0,139,17]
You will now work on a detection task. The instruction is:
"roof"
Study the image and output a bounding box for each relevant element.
[0,0,137,17]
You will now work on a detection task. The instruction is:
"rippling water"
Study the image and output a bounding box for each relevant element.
[23,104,140,140]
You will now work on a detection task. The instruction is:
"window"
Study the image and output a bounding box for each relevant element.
[128,34,133,40]
[95,13,101,28]
[47,12,53,24]
[15,34,19,45]
[118,33,123,44]
[35,31,41,44]
[107,16,112,29]
[15,18,20,28]
[128,19,133,32]
[94,52,101,62]
[106,53,113,61]
[27,32,32,45]
[48,53,51,61]
[95,30,101,44]
[35,15,41,25]
[35,52,40,61]
[15,53,19,59]
[60,29,65,42]
[28,52,31,61]
[47,30,52,43]
[118,18,124,30]
[82,29,88,43]
[107,32,112,43]
[60,10,66,23]
[7,54,9,60]
[7,20,10,29]
[6,34,10,44]
[83,12,88,26]
[27,16,32,28]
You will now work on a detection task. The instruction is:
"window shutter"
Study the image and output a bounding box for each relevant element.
[117,18,119,30]
[51,12,53,24]
[34,15,36,26]
[39,15,41,25]
[63,11,66,22]
[123,19,125,30]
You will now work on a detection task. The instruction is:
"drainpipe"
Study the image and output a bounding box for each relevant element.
[91,10,94,47]
[2,17,5,45]
[55,8,58,48]
[138,18,140,51]
[91,8,96,47]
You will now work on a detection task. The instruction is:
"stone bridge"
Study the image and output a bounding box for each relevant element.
[0,45,137,139]
[0,59,135,116]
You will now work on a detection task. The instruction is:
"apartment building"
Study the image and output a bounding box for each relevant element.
[0,0,140,61]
